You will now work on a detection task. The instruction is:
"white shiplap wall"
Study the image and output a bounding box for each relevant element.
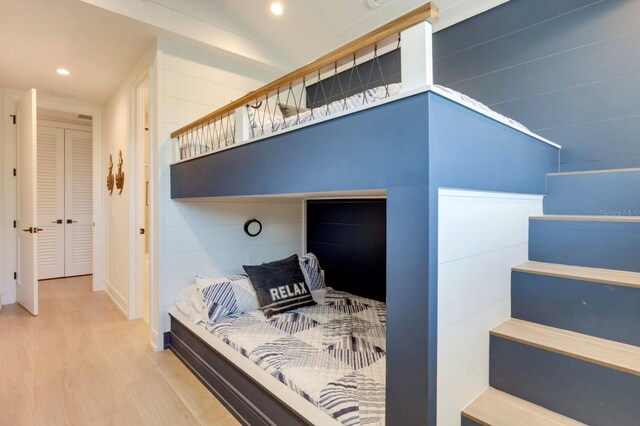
[104,52,152,315]
[155,39,303,345]
[158,199,303,306]
[436,188,542,426]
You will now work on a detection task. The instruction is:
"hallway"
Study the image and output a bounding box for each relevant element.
[0,276,238,425]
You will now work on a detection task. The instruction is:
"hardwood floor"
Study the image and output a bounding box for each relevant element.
[0,275,239,426]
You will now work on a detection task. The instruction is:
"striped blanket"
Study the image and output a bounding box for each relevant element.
[206,288,386,425]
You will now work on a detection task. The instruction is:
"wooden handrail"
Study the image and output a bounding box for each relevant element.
[171,2,439,139]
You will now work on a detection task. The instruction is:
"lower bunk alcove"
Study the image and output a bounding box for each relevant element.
[169,195,388,426]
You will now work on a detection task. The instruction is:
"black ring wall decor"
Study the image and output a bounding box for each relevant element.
[244,219,262,237]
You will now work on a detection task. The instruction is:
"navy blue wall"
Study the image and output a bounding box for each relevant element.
[434,0,640,172]
[306,199,387,302]
[306,49,401,108]
[171,93,430,198]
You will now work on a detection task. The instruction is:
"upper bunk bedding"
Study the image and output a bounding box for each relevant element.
[247,83,403,140]
[247,83,533,139]
[176,82,537,161]
[189,287,387,426]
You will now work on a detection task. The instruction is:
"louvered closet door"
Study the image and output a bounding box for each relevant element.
[37,126,65,280]
[64,129,93,276]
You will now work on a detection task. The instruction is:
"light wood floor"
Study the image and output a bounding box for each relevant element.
[0,275,239,426]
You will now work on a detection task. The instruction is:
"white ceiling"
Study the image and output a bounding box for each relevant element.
[214,0,508,66]
[0,0,160,104]
[0,0,506,105]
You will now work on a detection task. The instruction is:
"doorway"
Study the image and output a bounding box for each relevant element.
[9,90,104,316]
[130,76,151,324]
[37,109,93,280]
[142,83,151,323]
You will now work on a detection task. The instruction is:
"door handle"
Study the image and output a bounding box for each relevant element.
[35,228,43,233]
[66,219,78,224]
[52,219,63,224]
[22,227,34,233]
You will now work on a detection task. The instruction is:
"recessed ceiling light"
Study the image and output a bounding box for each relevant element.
[270,2,284,16]
[56,68,71,76]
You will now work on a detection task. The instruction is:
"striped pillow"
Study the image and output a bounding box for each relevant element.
[196,274,259,323]
[299,253,325,291]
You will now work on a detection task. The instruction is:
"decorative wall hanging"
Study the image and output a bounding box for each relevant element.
[115,149,125,194]
[243,219,262,237]
[106,154,115,195]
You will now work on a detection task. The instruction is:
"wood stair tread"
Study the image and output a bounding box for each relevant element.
[491,319,640,376]
[547,167,640,176]
[462,388,585,426]
[513,261,640,289]
[530,215,640,223]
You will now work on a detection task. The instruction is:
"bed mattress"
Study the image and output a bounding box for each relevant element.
[203,288,387,426]
[180,82,540,160]
[248,84,403,139]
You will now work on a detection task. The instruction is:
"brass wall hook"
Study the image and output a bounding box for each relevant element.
[115,149,125,194]
[106,154,115,195]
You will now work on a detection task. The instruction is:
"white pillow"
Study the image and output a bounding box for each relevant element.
[197,274,260,323]
[247,101,285,131]
[299,253,326,291]
[175,283,207,324]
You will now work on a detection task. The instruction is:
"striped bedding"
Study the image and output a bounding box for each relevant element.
[205,288,387,426]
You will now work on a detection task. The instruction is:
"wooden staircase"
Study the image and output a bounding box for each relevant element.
[461,169,640,425]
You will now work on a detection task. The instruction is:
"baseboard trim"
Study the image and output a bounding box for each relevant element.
[149,327,163,352]
[105,279,128,317]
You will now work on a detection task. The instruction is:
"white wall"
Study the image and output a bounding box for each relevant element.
[158,198,303,309]
[153,39,302,348]
[1,89,20,306]
[436,188,542,426]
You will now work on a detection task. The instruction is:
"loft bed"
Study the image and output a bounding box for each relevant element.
[168,3,561,425]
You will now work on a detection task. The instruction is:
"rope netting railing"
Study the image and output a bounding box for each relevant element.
[176,111,235,161]
[171,2,439,162]
[246,37,402,140]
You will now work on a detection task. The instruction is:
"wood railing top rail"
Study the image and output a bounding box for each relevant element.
[171,2,439,139]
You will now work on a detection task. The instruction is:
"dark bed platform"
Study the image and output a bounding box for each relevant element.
[169,313,312,426]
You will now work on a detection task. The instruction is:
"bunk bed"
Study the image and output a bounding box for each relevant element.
[167,3,561,425]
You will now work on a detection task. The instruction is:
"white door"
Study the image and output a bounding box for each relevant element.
[37,126,65,279]
[16,89,38,315]
[64,129,93,276]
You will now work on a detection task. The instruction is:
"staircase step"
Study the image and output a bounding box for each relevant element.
[462,388,585,426]
[492,319,640,375]
[531,214,640,222]
[548,167,640,176]
[544,168,640,215]
[529,216,640,272]
[512,263,640,345]
[513,261,640,288]
[490,320,640,425]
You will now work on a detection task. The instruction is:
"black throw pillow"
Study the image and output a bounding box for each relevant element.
[243,255,316,317]
[261,254,297,267]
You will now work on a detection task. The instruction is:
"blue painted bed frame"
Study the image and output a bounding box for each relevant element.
[170,90,560,425]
